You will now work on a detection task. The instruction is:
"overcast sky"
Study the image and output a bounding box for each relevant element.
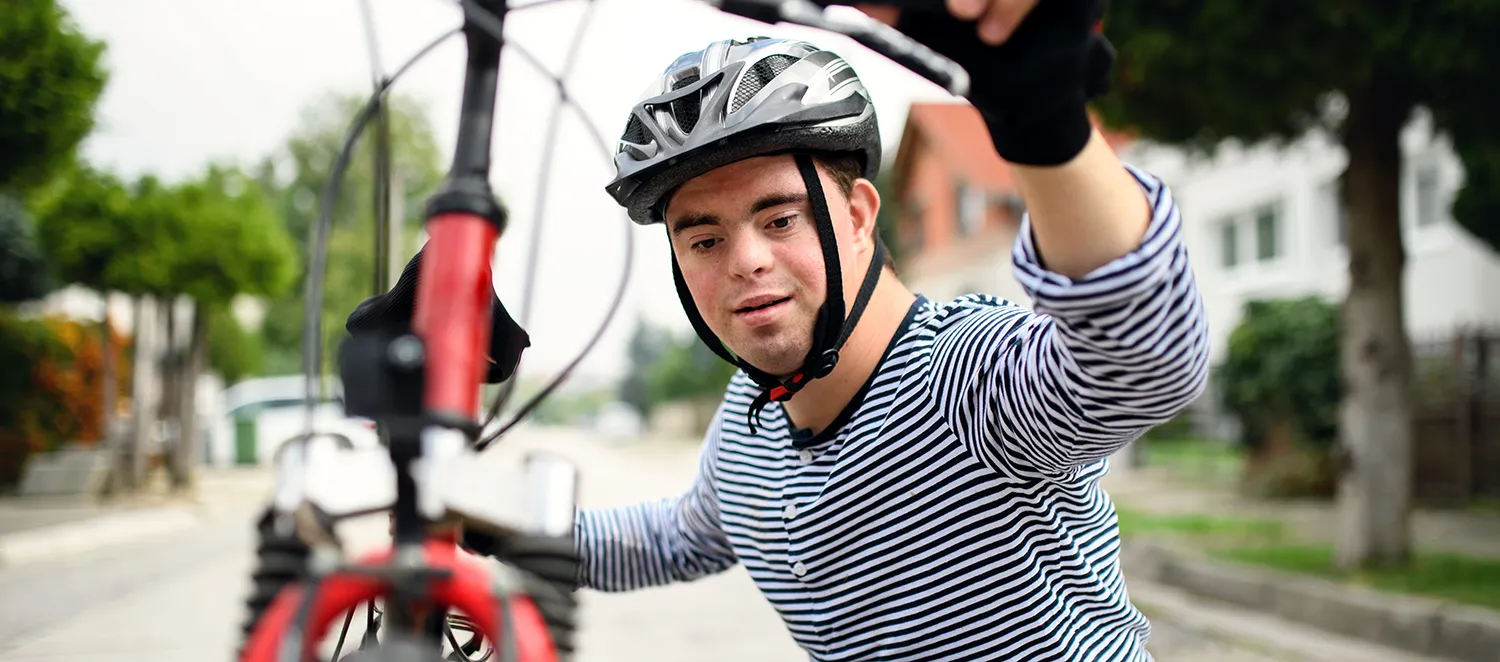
[61,0,961,383]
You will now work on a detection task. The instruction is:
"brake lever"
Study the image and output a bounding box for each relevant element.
[709,0,971,97]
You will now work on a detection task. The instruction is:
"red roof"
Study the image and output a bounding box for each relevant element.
[893,101,1136,194]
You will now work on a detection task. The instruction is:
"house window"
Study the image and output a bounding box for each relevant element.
[1220,221,1238,269]
[1254,202,1281,262]
[905,196,926,253]
[955,181,984,237]
[1415,165,1442,227]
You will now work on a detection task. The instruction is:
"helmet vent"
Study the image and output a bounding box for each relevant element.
[731,55,798,113]
[670,74,702,134]
[621,115,649,145]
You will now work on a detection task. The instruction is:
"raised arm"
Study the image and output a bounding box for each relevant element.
[574,409,739,591]
[932,151,1209,479]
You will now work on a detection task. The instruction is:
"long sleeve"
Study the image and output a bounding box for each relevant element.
[574,410,739,591]
[931,164,1210,479]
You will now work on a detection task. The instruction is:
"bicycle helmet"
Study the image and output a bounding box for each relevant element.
[604,37,888,431]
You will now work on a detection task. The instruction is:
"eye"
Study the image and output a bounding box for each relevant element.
[767,214,798,231]
[690,237,719,252]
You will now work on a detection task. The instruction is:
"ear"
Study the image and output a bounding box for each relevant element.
[846,177,880,251]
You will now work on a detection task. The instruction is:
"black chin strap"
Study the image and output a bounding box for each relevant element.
[669,153,887,434]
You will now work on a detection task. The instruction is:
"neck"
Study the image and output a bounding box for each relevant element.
[781,269,916,435]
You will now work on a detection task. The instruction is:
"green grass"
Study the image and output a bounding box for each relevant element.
[1115,508,1286,542]
[1214,545,1500,611]
[1140,437,1245,484]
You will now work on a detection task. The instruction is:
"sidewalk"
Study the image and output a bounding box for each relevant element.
[0,467,272,569]
[1102,453,1500,662]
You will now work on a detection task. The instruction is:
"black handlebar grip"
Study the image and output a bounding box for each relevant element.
[807,0,951,12]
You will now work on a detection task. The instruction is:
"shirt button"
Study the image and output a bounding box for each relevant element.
[784,503,798,519]
[792,561,807,577]
[798,450,813,462]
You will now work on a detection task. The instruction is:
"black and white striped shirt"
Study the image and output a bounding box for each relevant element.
[577,165,1209,661]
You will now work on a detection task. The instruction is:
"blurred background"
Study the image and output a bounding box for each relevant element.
[1,1,1497,661]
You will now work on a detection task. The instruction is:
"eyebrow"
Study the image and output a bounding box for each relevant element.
[669,192,809,236]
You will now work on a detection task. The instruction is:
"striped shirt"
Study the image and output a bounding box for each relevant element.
[577,165,1209,661]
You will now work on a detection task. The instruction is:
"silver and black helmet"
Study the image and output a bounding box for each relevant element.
[605,36,882,224]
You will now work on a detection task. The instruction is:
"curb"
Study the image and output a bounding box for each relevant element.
[1121,539,1500,662]
[0,505,202,569]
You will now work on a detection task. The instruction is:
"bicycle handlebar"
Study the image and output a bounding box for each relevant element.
[711,0,971,96]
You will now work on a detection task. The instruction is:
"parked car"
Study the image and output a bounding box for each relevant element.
[206,375,379,468]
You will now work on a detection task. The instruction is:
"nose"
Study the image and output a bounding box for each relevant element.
[726,231,773,278]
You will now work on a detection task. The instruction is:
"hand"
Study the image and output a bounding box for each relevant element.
[854,0,1041,46]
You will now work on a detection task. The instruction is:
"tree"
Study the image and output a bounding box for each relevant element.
[35,164,297,490]
[207,304,263,386]
[646,332,739,407]
[152,165,297,487]
[0,0,108,193]
[254,92,446,376]
[0,195,53,303]
[619,317,669,417]
[1218,297,1342,496]
[1095,1,1500,569]
[31,165,140,485]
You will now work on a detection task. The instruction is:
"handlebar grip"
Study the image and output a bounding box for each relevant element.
[721,0,971,96]
[806,0,950,12]
[846,18,970,96]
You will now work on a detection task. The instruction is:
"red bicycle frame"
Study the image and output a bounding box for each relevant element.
[239,542,556,662]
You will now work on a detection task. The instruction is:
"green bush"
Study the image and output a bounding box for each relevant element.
[1217,297,1341,450]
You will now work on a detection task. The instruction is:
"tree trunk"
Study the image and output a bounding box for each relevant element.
[128,295,158,493]
[99,306,115,444]
[1335,82,1416,569]
[172,302,207,492]
[159,298,184,488]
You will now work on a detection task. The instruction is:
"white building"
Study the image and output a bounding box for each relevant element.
[1120,110,1500,365]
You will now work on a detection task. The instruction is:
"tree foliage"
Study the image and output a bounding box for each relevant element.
[0,0,109,193]
[0,195,53,303]
[1094,0,1500,251]
[619,316,739,416]
[254,92,447,376]
[646,331,739,407]
[31,166,139,293]
[1218,297,1341,450]
[33,164,297,303]
[163,166,299,304]
[619,317,670,416]
[207,304,262,385]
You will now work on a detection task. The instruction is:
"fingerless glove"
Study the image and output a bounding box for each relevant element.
[896,0,1115,165]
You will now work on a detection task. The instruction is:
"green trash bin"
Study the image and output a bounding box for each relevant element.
[234,415,258,466]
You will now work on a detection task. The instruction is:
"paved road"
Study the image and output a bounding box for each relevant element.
[0,428,1443,662]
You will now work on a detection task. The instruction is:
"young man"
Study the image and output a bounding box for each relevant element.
[568,1,1210,660]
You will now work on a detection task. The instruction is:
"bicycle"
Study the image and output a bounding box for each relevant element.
[234,0,970,660]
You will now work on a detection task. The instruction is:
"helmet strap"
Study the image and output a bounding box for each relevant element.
[667,152,888,433]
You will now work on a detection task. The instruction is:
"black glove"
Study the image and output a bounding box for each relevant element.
[894,0,1115,165]
[461,529,581,656]
[345,247,530,384]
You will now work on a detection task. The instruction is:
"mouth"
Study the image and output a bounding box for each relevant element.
[734,296,791,314]
[732,295,792,326]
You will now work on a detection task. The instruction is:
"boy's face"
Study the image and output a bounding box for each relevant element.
[663,154,879,377]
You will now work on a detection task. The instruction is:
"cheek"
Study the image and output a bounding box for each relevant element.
[678,262,722,312]
[780,244,826,299]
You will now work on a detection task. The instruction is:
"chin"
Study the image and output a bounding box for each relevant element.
[730,339,809,378]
